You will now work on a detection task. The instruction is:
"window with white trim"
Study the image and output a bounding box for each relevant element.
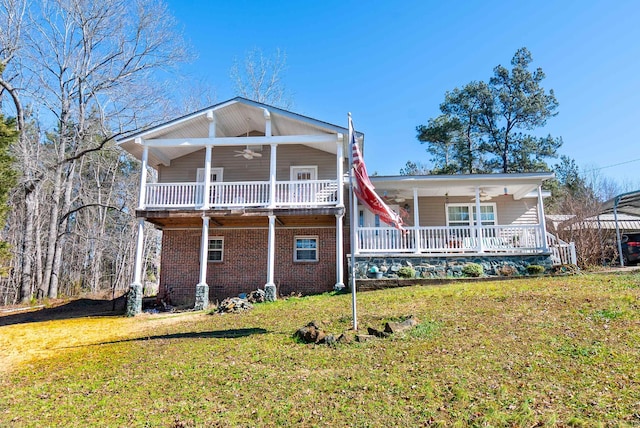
[294,236,318,262]
[208,237,224,262]
[446,203,496,227]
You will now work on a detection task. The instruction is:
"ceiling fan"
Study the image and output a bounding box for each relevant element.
[234,147,263,160]
[382,191,406,203]
[470,188,492,202]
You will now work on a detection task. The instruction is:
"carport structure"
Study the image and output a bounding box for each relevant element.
[600,190,640,266]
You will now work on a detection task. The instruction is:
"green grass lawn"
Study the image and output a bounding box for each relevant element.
[1,272,639,427]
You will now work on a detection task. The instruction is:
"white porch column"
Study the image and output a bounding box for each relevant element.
[194,215,210,310]
[201,145,212,209]
[268,144,277,208]
[201,110,216,210]
[412,188,421,253]
[126,218,146,316]
[264,108,272,137]
[537,185,549,252]
[264,109,276,208]
[136,140,148,210]
[335,213,345,290]
[265,214,277,301]
[475,186,484,253]
[336,136,344,207]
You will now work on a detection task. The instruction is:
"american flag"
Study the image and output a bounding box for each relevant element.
[349,118,404,230]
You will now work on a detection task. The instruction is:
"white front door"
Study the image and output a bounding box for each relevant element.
[358,204,404,251]
[197,167,224,183]
[290,166,318,203]
[361,204,400,227]
[197,168,224,205]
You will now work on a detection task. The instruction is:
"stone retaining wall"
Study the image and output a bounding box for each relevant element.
[348,254,554,281]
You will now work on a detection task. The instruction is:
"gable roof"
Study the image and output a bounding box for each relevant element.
[117,97,359,168]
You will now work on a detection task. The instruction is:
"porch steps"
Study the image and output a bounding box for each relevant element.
[546,233,577,266]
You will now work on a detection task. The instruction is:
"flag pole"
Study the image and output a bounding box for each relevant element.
[348,113,358,331]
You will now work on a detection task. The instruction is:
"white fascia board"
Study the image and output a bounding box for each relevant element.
[370,172,555,183]
[116,99,244,145]
[144,134,339,148]
[370,172,555,186]
[521,190,552,199]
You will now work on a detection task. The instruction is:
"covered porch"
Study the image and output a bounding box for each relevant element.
[353,173,576,265]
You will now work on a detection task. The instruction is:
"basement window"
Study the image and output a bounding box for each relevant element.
[208,237,224,262]
[294,236,318,262]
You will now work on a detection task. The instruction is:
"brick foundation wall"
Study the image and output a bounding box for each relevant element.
[159,227,340,306]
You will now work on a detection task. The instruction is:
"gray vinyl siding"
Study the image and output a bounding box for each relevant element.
[158,144,337,183]
[414,195,539,226]
[496,197,539,225]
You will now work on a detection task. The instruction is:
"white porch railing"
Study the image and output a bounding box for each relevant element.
[357,224,549,255]
[547,233,577,265]
[143,180,339,209]
[480,225,545,251]
[210,181,270,207]
[145,183,203,208]
[275,180,339,206]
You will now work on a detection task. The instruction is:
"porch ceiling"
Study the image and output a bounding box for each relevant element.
[117,98,353,168]
[369,173,554,200]
[140,207,343,229]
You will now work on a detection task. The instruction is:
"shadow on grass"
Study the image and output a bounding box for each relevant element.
[0,296,126,327]
[60,327,269,349]
[127,328,268,341]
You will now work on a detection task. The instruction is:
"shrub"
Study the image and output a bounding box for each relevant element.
[397,266,415,278]
[552,264,580,275]
[462,263,483,277]
[497,264,518,276]
[526,264,546,275]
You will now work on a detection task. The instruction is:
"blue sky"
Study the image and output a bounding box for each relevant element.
[166,0,639,187]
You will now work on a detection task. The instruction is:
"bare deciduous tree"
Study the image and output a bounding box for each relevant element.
[0,0,190,302]
[230,47,293,109]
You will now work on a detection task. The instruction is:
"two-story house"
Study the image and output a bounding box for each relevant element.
[118,97,575,315]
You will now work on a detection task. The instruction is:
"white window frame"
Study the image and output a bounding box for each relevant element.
[197,167,224,183]
[445,203,497,227]
[290,165,317,181]
[207,237,224,262]
[294,235,318,262]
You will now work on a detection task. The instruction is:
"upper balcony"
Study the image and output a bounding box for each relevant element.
[142,179,341,210]
[116,98,354,216]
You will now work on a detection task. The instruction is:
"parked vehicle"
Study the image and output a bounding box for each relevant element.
[621,232,640,265]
